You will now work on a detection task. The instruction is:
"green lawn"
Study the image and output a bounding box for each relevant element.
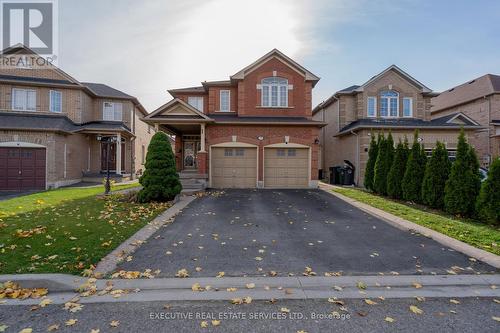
[333,187,500,256]
[0,184,170,275]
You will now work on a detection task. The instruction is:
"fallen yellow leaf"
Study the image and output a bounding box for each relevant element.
[281,307,291,313]
[211,320,221,326]
[19,329,32,333]
[450,299,460,304]
[200,321,209,328]
[65,319,78,326]
[385,316,395,323]
[246,283,255,289]
[110,320,120,327]
[409,305,423,315]
[364,299,377,305]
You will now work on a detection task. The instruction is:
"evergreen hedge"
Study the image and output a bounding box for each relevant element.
[364,132,379,191]
[402,130,426,202]
[421,141,451,208]
[476,158,500,224]
[387,137,409,199]
[444,130,481,216]
[138,132,182,203]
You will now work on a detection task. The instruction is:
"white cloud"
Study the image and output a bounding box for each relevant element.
[58,0,335,111]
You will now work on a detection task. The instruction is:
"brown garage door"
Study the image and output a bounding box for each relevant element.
[211,147,257,188]
[0,147,46,191]
[264,148,309,188]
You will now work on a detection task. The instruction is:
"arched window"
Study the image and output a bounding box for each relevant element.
[380,90,399,117]
[261,77,288,107]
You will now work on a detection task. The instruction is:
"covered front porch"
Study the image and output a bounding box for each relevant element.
[79,128,135,182]
[143,98,213,190]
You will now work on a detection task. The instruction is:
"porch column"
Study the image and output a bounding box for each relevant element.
[116,133,121,175]
[200,123,206,152]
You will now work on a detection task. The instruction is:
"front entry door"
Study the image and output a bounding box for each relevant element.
[101,142,125,171]
[183,141,200,169]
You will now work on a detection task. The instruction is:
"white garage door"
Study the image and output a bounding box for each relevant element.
[264,148,309,188]
[211,147,257,188]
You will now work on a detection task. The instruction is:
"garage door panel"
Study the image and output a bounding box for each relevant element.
[211,147,257,188]
[264,148,309,188]
[0,147,46,191]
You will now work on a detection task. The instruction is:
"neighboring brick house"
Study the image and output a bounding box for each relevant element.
[431,74,500,167]
[142,49,325,189]
[312,65,482,187]
[0,45,154,191]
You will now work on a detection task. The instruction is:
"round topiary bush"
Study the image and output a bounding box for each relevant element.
[138,132,182,203]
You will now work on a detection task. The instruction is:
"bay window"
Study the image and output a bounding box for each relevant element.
[367,97,376,117]
[103,102,123,121]
[49,90,62,113]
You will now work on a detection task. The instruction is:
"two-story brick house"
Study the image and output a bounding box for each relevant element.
[313,65,482,187]
[0,45,154,191]
[143,49,325,189]
[431,74,500,167]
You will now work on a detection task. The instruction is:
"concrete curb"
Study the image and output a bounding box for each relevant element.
[94,195,197,275]
[1,274,499,304]
[319,183,500,269]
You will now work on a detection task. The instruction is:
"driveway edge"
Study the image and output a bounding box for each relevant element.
[94,195,197,275]
[319,183,500,269]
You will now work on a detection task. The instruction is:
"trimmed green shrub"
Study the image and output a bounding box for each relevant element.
[387,137,410,199]
[444,129,481,216]
[138,132,182,203]
[364,132,379,191]
[476,158,500,224]
[421,141,451,208]
[402,130,426,202]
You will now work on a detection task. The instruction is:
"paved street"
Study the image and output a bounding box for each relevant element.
[2,297,499,332]
[117,189,496,277]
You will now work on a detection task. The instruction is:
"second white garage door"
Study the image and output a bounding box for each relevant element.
[264,148,309,188]
[211,147,257,188]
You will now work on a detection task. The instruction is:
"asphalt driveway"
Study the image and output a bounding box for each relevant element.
[117,189,497,277]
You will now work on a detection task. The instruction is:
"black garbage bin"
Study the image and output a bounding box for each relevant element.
[329,166,342,185]
[342,160,355,185]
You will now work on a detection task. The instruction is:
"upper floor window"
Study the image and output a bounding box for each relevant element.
[12,88,36,111]
[380,90,398,117]
[403,97,413,117]
[188,96,204,112]
[367,97,376,117]
[49,90,62,113]
[103,102,122,121]
[219,90,230,112]
[261,77,288,107]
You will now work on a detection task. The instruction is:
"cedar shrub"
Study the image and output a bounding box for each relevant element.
[476,158,500,224]
[138,132,182,203]
[402,130,426,202]
[421,141,451,208]
[387,137,410,199]
[364,132,379,191]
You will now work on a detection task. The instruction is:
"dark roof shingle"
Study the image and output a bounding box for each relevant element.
[82,82,135,99]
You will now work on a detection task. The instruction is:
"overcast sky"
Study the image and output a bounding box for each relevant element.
[57,0,500,111]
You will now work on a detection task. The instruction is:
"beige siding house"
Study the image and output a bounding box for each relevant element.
[313,65,482,187]
[431,74,500,167]
[0,45,155,190]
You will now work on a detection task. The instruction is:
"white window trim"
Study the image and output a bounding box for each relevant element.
[260,77,288,108]
[403,97,413,118]
[380,91,399,118]
[49,90,62,113]
[219,90,231,112]
[187,96,204,112]
[367,97,377,117]
[11,88,36,111]
[103,101,123,121]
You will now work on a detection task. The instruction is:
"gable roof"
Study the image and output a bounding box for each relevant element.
[431,74,500,112]
[336,112,482,136]
[144,98,212,121]
[230,49,320,86]
[358,65,432,93]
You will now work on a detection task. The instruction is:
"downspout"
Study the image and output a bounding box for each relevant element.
[131,107,136,179]
[487,95,491,164]
[350,130,359,186]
